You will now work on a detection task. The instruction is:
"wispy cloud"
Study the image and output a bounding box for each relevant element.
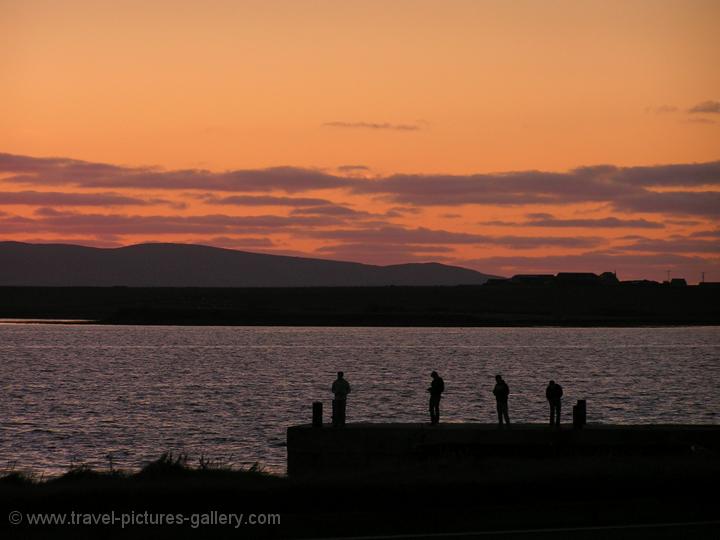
[689,229,720,238]
[688,100,720,114]
[313,243,455,265]
[480,214,665,229]
[316,243,454,255]
[200,194,333,206]
[666,219,703,226]
[619,236,720,254]
[351,162,720,215]
[0,210,348,235]
[611,191,720,218]
[301,226,603,249]
[685,118,716,124]
[289,205,373,218]
[0,153,350,193]
[336,165,371,172]
[323,121,421,131]
[0,190,183,208]
[205,236,276,248]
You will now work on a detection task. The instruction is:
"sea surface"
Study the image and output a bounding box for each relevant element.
[0,324,718,476]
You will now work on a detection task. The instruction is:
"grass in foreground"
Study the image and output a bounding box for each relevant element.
[1,452,719,539]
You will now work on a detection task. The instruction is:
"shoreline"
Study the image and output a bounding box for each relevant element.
[2,447,719,539]
[2,318,719,327]
[5,423,719,481]
[2,285,718,328]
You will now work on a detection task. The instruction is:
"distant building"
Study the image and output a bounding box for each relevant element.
[484,278,510,286]
[599,272,619,285]
[621,280,660,287]
[670,278,687,287]
[510,274,555,285]
[556,272,600,284]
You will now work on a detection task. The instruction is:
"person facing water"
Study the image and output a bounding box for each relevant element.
[493,374,510,427]
[427,370,445,425]
[546,379,563,427]
[331,371,351,427]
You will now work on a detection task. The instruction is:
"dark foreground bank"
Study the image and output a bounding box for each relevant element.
[2,283,719,325]
[2,444,719,539]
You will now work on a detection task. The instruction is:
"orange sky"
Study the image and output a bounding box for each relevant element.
[1,0,718,281]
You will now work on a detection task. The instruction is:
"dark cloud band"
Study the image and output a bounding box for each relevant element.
[2,152,719,218]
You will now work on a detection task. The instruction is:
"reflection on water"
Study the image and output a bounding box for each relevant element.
[0,324,718,475]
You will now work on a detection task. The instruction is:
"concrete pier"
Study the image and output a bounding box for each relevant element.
[287,423,720,476]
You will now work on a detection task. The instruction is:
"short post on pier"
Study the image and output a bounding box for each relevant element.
[312,401,323,427]
[573,399,587,429]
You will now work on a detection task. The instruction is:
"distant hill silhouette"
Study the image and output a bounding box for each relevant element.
[0,241,499,287]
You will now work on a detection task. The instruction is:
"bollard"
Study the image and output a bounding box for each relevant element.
[573,399,587,429]
[312,402,323,427]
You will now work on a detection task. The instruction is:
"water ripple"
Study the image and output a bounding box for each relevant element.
[0,325,718,476]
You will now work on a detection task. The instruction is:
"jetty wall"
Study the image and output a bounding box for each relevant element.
[286,423,720,476]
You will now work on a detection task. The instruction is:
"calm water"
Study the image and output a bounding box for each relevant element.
[1,324,718,476]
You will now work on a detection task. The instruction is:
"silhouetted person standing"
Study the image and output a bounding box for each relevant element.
[493,375,510,427]
[546,380,563,427]
[331,371,351,427]
[428,371,445,425]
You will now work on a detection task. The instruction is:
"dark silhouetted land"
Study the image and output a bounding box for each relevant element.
[0,241,497,287]
[2,428,719,539]
[1,280,718,326]
[2,241,718,326]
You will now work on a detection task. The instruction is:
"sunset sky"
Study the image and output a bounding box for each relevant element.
[1,0,718,281]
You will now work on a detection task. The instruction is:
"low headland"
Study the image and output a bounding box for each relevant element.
[2,277,719,327]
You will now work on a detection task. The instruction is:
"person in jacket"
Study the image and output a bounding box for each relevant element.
[428,371,445,425]
[331,371,351,427]
[546,380,563,427]
[493,375,510,427]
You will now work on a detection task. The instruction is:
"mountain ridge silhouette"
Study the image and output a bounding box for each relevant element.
[0,241,499,286]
